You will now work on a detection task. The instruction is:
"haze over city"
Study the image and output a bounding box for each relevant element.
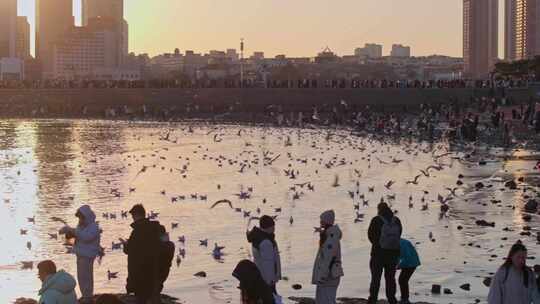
[17,0,506,58]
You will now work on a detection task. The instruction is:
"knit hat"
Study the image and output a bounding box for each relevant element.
[260,215,275,229]
[320,210,335,225]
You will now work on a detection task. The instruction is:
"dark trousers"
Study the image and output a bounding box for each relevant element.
[399,267,416,301]
[368,255,398,304]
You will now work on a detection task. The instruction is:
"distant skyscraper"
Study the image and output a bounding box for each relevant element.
[36,0,74,78]
[463,0,498,79]
[82,0,126,65]
[505,0,540,61]
[16,17,31,59]
[0,0,17,58]
[82,0,123,25]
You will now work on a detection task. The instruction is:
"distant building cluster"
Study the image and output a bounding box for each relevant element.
[1,0,496,82]
[0,0,136,81]
[463,0,540,79]
[142,44,462,86]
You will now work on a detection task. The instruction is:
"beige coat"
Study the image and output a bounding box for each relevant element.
[312,225,343,286]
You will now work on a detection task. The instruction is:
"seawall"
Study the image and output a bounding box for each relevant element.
[0,87,534,118]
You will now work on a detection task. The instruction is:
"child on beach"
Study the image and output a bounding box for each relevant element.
[59,205,101,304]
[398,238,421,304]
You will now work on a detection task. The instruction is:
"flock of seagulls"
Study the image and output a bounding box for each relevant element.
[6,121,539,300]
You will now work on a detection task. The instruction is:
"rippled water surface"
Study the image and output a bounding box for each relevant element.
[0,120,539,304]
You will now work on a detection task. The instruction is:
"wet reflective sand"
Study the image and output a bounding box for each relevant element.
[0,120,538,304]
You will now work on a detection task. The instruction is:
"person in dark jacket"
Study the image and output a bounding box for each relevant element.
[367,203,402,304]
[232,259,274,304]
[121,204,161,304]
[155,225,175,302]
[247,215,281,294]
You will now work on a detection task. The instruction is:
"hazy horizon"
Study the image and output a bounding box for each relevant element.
[17,0,506,58]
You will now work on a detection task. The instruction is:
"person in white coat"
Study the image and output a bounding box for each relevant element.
[488,241,540,304]
[60,205,101,304]
[247,215,282,294]
[312,210,344,304]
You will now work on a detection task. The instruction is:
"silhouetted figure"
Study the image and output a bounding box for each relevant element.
[233,259,274,304]
[367,203,402,304]
[122,204,162,304]
[155,225,175,303]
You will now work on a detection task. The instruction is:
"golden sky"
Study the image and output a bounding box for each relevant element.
[19,0,505,58]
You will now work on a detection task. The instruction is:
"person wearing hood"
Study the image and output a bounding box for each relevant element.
[398,238,421,304]
[37,260,77,304]
[312,210,344,304]
[121,204,162,304]
[367,203,402,304]
[247,215,282,294]
[155,225,175,304]
[232,259,274,304]
[59,205,101,304]
[488,241,540,304]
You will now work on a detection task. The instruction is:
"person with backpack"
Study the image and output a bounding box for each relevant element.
[398,238,421,304]
[121,204,162,304]
[247,215,282,294]
[488,241,540,304]
[367,203,402,304]
[155,225,175,304]
[312,210,343,304]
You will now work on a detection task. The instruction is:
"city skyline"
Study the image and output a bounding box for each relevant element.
[17,0,508,58]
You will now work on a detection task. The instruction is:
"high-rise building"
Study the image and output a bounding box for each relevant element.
[0,0,17,59]
[505,0,540,61]
[82,0,123,26]
[52,18,119,79]
[354,43,383,58]
[122,19,129,59]
[82,0,126,65]
[390,44,411,57]
[36,0,74,79]
[16,16,31,59]
[463,0,498,79]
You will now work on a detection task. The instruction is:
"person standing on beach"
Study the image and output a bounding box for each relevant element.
[59,205,101,304]
[154,225,175,304]
[367,203,402,304]
[312,210,344,304]
[488,241,540,304]
[247,215,282,294]
[37,260,78,304]
[121,204,162,304]
[398,238,421,304]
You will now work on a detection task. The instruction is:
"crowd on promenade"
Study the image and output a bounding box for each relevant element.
[0,78,533,90]
[25,201,540,304]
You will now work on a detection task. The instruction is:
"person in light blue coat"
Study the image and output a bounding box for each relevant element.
[59,205,101,304]
[398,238,420,304]
[37,260,77,304]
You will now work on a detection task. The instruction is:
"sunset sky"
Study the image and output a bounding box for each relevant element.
[17,0,506,58]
